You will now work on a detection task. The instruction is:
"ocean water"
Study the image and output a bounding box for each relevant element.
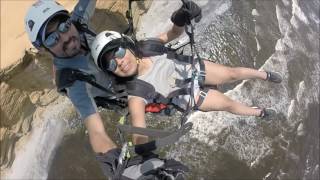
[5,0,319,179]
[164,0,319,179]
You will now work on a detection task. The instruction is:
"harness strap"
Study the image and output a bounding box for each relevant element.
[56,68,127,100]
[175,78,192,87]
[73,20,97,37]
[198,59,206,87]
[117,124,173,138]
[167,88,191,99]
[167,51,192,63]
[130,122,193,155]
[72,70,127,99]
[126,79,157,99]
[174,59,206,88]
[195,88,209,109]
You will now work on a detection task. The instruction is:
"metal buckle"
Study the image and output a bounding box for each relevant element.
[118,143,128,165]
[199,90,207,98]
[192,70,198,80]
[198,70,206,77]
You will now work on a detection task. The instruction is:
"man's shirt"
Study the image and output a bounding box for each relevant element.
[53,0,112,120]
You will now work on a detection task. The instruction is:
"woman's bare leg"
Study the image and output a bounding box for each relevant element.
[203,60,267,85]
[196,89,261,116]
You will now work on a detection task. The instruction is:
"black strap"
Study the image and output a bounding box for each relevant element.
[137,39,168,57]
[195,88,209,109]
[167,51,193,63]
[126,79,157,99]
[73,20,97,37]
[71,70,123,99]
[198,59,206,87]
[56,68,127,100]
[175,78,192,87]
[167,88,191,99]
[117,124,173,138]
[129,122,193,155]
[127,79,194,106]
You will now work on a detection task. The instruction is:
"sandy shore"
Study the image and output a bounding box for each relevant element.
[0,0,77,70]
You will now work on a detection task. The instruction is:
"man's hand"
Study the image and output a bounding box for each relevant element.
[171,1,202,27]
[85,113,117,153]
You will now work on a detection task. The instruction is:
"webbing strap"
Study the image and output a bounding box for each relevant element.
[167,51,193,63]
[195,88,209,109]
[167,88,191,99]
[129,122,193,155]
[198,59,206,87]
[126,79,156,100]
[173,59,206,88]
[175,78,192,87]
[75,72,126,99]
[117,124,173,138]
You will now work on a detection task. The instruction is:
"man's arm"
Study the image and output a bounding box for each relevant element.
[157,25,184,44]
[71,0,97,24]
[66,81,116,153]
[85,113,117,153]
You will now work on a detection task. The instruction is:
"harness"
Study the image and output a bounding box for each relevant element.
[55,38,208,113]
[110,113,192,179]
[129,38,210,120]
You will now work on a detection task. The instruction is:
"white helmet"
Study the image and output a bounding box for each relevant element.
[91,31,135,71]
[24,0,69,48]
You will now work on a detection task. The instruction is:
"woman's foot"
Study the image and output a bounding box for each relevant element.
[265,71,282,83]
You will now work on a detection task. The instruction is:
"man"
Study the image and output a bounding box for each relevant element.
[24,0,198,178]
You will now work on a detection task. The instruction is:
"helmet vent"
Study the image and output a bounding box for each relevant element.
[28,20,35,31]
[105,32,113,37]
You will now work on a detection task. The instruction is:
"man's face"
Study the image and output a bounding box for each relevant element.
[44,19,81,58]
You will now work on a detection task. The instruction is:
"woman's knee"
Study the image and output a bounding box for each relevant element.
[225,67,239,82]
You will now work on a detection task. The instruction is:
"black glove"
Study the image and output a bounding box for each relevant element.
[171,1,202,27]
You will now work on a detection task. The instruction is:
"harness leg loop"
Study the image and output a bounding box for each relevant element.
[195,88,209,109]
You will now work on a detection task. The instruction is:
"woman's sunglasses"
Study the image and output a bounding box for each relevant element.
[43,19,72,48]
[101,47,126,72]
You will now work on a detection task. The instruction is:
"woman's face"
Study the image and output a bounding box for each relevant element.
[103,48,138,77]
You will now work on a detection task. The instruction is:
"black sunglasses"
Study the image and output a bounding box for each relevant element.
[43,19,72,48]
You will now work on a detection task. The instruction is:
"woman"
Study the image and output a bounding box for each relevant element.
[90,28,282,145]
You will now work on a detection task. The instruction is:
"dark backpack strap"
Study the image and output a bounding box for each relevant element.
[55,68,126,100]
[94,96,127,110]
[126,79,159,100]
[136,38,168,57]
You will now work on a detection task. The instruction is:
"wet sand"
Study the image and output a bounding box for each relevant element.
[0,0,77,69]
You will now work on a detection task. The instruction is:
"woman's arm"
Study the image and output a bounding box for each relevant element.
[157,1,202,44]
[128,96,149,145]
[157,24,184,44]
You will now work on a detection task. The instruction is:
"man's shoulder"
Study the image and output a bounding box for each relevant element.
[53,54,91,70]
